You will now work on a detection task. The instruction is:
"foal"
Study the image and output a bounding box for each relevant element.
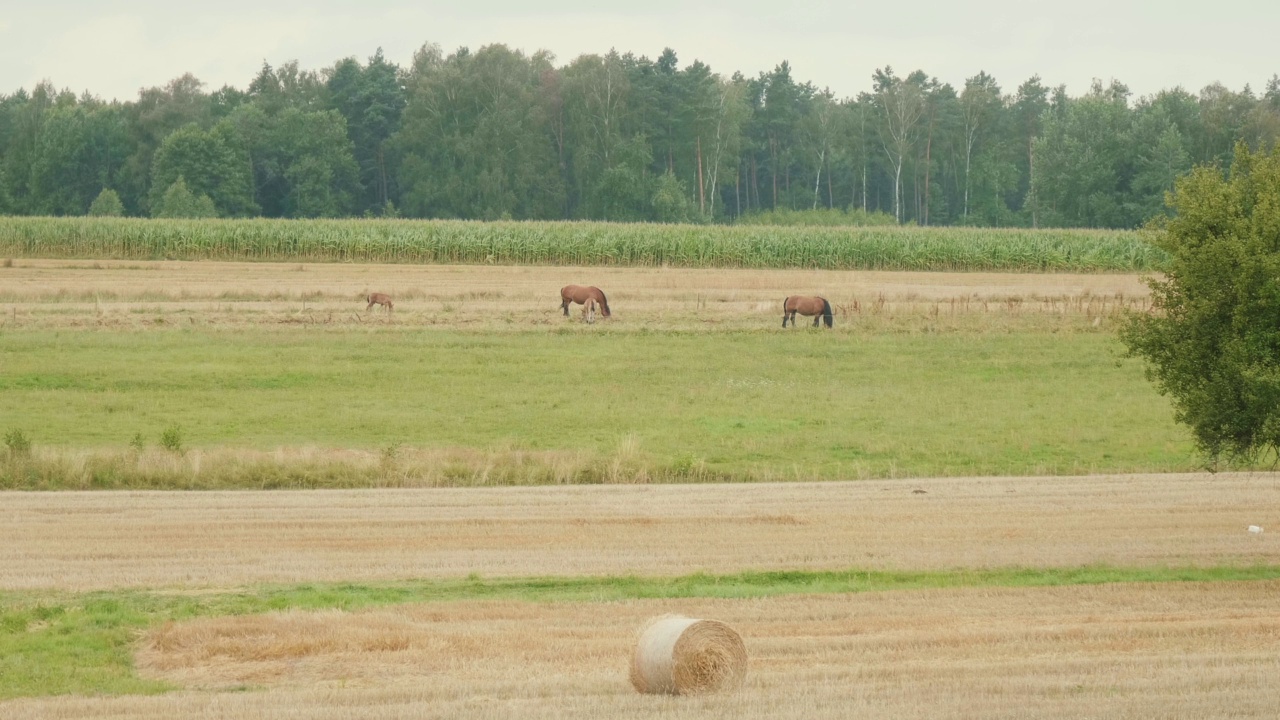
[560,285,611,319]
[366,293,394,313]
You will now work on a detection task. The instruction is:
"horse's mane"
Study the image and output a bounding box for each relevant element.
[595,287,611,317]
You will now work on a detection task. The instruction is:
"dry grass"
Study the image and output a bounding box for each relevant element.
[0,258,1151,331]
[5,445,618,489]
[2,474,1275,591]
[4,581,1278,718]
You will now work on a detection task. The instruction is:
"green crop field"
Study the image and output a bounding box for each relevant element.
[0,216,1165,272]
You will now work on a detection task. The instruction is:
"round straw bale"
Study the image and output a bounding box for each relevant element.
[629,615,748,695]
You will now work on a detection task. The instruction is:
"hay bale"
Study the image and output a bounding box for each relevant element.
[629,615,747,695]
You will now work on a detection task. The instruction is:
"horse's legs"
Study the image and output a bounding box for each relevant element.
[813,315,820,327]
[561,298,570,316]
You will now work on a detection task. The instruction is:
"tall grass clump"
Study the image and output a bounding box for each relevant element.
[0,216,1166,272]
[4,429,32,459]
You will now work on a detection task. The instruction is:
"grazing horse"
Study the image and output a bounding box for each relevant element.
[560,285,611,319]
[583,297,599,324]
[782,295,833,328]
[366,292,394,313]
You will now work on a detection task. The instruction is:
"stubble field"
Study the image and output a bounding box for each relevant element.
[1,476,1278,718]
[1,257,1150,330]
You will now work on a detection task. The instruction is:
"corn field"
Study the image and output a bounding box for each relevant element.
[0,217,1166,272]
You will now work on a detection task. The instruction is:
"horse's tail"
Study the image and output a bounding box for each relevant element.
[822,298,833,328]
[596,288,611,317]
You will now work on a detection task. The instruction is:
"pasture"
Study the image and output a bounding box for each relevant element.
[0,260,1189,486]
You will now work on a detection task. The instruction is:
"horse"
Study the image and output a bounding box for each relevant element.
[366,292,394,313]
[583,297,598,324]
[782,295,833,328]
[560,285,611,319]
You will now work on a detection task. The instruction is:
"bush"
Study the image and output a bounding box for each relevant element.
[159,425,185,454]
[1121,143,1280,464]
[153,177,218,219]
[87,188,125,217]
[4,429,31,458]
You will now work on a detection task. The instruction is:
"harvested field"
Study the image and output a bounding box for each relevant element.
[6,581,1279,719]
[0,259,1151,330]
[2,474,1275,591]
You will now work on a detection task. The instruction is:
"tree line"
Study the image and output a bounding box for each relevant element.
[1,43,1277,228]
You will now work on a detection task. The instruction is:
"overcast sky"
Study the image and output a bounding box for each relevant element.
[3,1,1277,102]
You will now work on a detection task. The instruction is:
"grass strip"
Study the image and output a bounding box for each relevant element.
[2,564,1279,700]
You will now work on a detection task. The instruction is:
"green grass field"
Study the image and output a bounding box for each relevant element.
[1,326,1197,487]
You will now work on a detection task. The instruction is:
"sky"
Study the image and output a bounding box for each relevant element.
[2,1,1277,102]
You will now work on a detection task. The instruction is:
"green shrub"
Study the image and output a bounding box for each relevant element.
[159,425,184,454]
[87,188,124,217]
[4,429,31,458]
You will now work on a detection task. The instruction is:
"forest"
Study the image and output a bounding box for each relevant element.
[1,43,1277,228]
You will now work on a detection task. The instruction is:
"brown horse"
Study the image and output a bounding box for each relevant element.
[782,296,832,328]
[366,292,394,313]
[560,285,611,319]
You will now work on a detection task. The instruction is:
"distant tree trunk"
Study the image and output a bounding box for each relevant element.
[826,158,833,209]
[914,162,921,222]
[1029,136,1038,228]
[812,147,824,210]
[963,135,973,220]
[735,168,741,217]
[751,155,760,209]
[696,135,705,214]
[892,160,903,222]
[770,138,778,208]
[923,115,933,226]
[377,145,388,206]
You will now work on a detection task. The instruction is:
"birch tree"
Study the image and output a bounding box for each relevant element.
[872,67,927,223]
[960,72,1002,221]
[802,92,838,209]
